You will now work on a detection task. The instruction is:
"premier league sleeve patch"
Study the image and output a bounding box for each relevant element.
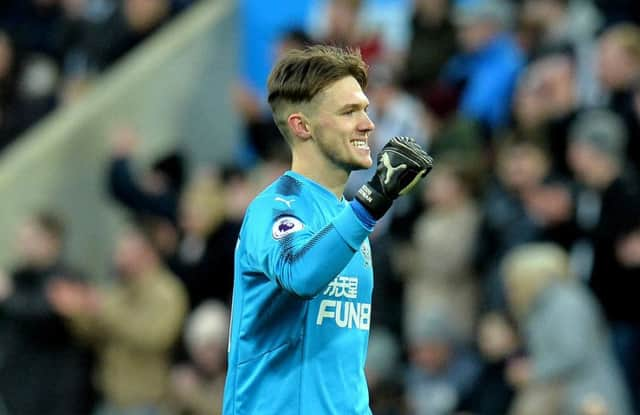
[272,216,304,240]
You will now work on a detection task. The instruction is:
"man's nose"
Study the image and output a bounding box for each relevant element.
[359,112,375,132]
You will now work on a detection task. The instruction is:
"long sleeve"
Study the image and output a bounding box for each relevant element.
[246,200,372,298]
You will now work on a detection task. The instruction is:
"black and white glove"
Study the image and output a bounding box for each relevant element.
[355,136,433,219]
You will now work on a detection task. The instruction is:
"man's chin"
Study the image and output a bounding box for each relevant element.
[352,158,373,171]
[341,155,372,173]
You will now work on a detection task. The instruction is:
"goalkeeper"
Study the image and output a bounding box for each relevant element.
[222,45,432,415]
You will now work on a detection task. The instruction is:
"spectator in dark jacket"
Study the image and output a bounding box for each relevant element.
[106,126,238,308]
[0,212,94,415]
[566,108,640,413]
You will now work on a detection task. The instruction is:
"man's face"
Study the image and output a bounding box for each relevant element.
[497,144,548,191]
[306,76,375,171]
[567,140,612,188]
[597,36,638,91]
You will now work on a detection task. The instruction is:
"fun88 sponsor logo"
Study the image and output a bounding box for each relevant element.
[316,276,371,330]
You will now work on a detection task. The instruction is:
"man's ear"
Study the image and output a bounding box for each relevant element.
[287,113,312,141]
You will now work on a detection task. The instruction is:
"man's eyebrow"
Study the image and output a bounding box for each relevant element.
[338,103,368,111]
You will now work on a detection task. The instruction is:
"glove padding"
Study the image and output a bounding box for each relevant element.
[355,136,433,219]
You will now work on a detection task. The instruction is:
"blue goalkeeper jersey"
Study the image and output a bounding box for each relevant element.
[223,171,374,415]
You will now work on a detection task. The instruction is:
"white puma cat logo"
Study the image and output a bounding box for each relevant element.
[274,197,295,208]
[382,153,407,185]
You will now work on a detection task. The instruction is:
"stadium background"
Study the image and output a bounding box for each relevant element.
[0,0,639,414]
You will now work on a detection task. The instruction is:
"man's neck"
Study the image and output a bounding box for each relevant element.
[291,156,348,199]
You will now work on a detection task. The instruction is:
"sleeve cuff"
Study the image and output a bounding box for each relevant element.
[331,202,374,251]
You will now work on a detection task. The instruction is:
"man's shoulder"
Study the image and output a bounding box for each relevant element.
[247,174,309,217]
[235,175,312,252]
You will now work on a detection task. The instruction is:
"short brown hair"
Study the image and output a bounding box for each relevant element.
[267,45,368,137]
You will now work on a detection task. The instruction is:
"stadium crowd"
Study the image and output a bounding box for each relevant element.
[0,0,196,151]
[2,0,640,414]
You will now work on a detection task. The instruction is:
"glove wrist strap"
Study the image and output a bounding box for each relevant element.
[355,182,392,220]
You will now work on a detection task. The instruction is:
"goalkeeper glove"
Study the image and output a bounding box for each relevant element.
[355,136,433,219]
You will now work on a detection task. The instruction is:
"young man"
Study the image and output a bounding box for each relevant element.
[223,45,433,414]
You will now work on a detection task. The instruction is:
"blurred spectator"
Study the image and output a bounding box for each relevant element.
[395,161,480,342]
[401,0,457,94]
[502,51,580,175]
[307,0,412,64]
[310,0,383,63]
[475,139,574,309]
[517,0,602,56]
[365,327,406,415]
[48,226,188,415]
[421,84,487,187]
[517,0,602,105]
[233,29,307,165]
[501,243,632,415]
[565,108,640,413]
[106,126,238,309]
[0,212,94,415]
[82,0,171,72]
[58,0,193,94]
[17,52,59,114]
[456,311,519,415]
[405,307,480,415]
[0,30,56,150]
[596,23,640,173]
[166,300,229,415]
[220,165,255,225]
[366,62,430,148]
[0,0,198,150]
[566,107,636,284]
[442,0,525,135]
[106,125,184,274]
[107,125,183,224]
[173,169,238,308]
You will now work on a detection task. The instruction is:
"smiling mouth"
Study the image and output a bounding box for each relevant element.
[351,139,369,150]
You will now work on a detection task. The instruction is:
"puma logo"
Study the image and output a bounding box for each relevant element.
[275,197,295,208]
[382,153,407,185]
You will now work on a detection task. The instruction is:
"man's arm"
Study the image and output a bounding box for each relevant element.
[250,137,432,298]
[249,199,372,298]
[107,156,178,222]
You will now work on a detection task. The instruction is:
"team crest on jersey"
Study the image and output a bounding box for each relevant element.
[360,241,371,267]
[272,216,304,239]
